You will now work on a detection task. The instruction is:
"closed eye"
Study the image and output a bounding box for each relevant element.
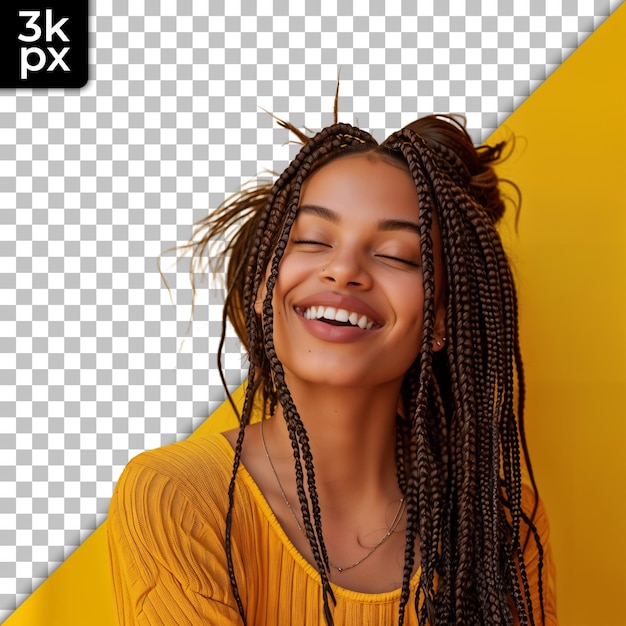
[292,239,330,247]
[376,254,421,268]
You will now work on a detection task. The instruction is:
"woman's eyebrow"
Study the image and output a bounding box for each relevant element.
[377,218,421,236]
[297,204,339,223]
[297,204,420,236]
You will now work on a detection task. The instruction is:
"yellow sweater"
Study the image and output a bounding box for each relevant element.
[107,433,557,625]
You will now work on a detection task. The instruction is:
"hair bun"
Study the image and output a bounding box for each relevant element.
[402,115,509,225]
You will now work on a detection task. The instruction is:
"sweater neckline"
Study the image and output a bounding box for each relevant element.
[213,432,422,604]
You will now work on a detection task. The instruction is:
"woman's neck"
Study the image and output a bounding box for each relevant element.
[267,379,402,509]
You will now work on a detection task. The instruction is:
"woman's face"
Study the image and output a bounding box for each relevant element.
[258,153,446,391]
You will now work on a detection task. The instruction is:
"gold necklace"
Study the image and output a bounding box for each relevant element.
[259,419,406,573]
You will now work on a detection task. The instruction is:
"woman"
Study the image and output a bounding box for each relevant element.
[108,114,557,625]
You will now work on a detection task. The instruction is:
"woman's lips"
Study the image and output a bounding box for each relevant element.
[295,313,378,342]
[294,292,384,327]
[292,293,384,342]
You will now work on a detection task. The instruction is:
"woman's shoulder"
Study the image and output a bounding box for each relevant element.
[517,483,558,625]
[519,482,551,538]
[126,431,234,471]
[113,432,237,513]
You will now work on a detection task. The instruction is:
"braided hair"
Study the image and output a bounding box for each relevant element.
[184,115,545,625]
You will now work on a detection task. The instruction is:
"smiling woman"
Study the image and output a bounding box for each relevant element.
[263,155,437,390]
[107,115,558,625]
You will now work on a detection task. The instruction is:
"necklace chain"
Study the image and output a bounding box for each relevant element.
[259,419,406,573]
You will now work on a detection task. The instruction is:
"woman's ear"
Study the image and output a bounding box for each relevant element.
[432,302,447,352]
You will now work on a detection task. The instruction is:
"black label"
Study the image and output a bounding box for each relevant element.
[0,1,88,88]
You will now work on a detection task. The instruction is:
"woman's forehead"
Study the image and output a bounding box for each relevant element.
[300,151,412,195]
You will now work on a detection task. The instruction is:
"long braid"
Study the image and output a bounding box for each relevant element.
[261,173,337,617]
[222,179,287,622]
[479,221,528,623]
[384,131,461,625]
[460,200,509,623]
[223,369,257,622]
[223,149,304,623]
[442,188,481,623]
[489,233,532,622]
[436,169,517,624]
[442,180,509,622]
[222,125,343,620]
[408,142,445,626]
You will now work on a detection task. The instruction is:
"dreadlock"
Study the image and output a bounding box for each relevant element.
[182,114,545,625]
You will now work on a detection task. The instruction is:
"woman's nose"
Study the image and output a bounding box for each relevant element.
[319,248,372,289]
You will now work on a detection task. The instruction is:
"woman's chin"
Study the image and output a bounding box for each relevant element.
[281,363,404,393]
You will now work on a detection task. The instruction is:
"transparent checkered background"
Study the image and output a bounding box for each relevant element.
[0,0,622,619]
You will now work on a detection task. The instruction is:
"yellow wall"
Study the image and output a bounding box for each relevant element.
[5,6,626,625]
[493,5,626,623]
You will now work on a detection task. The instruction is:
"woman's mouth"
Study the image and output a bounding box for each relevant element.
[295,306,379,330]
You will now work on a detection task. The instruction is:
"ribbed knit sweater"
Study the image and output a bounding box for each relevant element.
[107,433,557,625]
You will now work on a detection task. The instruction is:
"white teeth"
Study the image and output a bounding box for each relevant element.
[357,315,369,330]
[302,306,376,329]
[335,309,349,322]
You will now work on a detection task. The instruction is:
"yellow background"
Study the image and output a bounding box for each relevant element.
[5,5,626,624]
